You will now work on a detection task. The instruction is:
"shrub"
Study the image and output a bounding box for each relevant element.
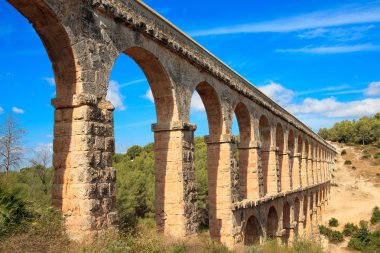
[351,166,357,170]
[344,160,352,165]
[343,223,359,236]
[0,186,33,237]
[341,149,347,155]
[329,217,339,227]
[331,183,338,187]
[371,206,380,225]
[319,225,344,244]
[375,153,380,159]
[347,222,380,252]
[329,230,344,243]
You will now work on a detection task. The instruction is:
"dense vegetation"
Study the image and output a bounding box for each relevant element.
[318,113,380,145]
[114,137,209,231]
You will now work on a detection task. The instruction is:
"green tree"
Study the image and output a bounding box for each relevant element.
[127,145,143,160]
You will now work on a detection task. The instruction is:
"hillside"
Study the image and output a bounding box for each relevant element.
[321,143,380,252]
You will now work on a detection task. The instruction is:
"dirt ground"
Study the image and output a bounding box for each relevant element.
[321,143,380,252]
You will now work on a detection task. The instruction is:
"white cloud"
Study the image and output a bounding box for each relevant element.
[190,92,205,112]
[0,106,3,114]
[287,97,380,118]
[44,77,55,86]
[45,134,53,138]
[298,25,374,41]
[259,81,295,105]
[12,106,24,114]
[276,44,380,54]
[365,81,380,96]
[106,80,125,111]
[143,89,154,103]
[189,4,380,37]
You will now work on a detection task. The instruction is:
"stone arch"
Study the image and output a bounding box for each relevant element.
[244,215,263,245]
[113,47,177,124]
[303,195,309,230]
[234,102,252,144]
[259,115,271,195]
[267,206,279,238]
[288,129,295,189]
[7,0,77,98]
[294,197,301,235]
[194,82,223,139]
[297,134,303,154]
[234,102,253,199]
[276,123,286,191]
[283,201,291,242]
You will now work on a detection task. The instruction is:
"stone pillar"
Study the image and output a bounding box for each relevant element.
[206,134,237,248]
[291,153,301,190]
[314,159,319,184]
[307,158,313,185]
[300,155,308,187]
[298,198,305,237]
[239,141,261,200]
[52,96,117,241]
[280,150,291,192]
[152,121,198,237]
[261,146,280,195]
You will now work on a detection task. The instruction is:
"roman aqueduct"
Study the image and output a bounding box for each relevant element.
[7,0,336,248]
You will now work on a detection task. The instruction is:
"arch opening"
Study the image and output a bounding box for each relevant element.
[189,82,224,232]
[266,206,279,238]
[259,115,271,196]
[233,102,252,199]
[245,215,263,245]
[283,201,291,242]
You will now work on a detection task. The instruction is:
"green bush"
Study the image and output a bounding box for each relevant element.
[375,153,380,159]
[0,186,33,237]
[319,225,344,244]
[348,222,380,252]
[329,217,339,227]
[371,206,380,225]
[343,223,359,236]
[341,149,347,155]
[329,230,344,243]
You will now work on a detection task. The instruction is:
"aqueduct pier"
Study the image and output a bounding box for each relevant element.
[7,0,336,248]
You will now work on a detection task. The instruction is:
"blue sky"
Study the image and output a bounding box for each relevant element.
[0,0,380,156]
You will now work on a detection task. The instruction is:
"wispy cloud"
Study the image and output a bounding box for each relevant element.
[298,25,375,41]
[106,80,126,111]
[297,85,350,96]
[43,77,55,86]
[12,106,24,114]
[0,106,3,114]
[119,78,147,88]
[365,81,380,96]
[143,89,154,103]
[276,44,380,54]
[189,3,380,37]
